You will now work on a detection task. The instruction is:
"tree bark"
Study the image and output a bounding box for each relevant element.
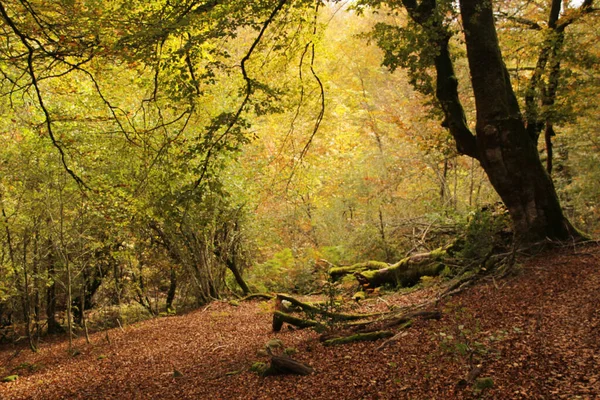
[262,355,314,376]
[225,258,250,295]
[46,252,63,335]
[399,0,582,243]
[272,311,322,332]
[459,0,580,243]
[166,266,177,312]
[73,267,102,325]
[355,253,446,289]
[329,261,389,282]
[332,246,454,289]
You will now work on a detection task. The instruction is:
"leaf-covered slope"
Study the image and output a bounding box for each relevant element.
[1,244,598,399]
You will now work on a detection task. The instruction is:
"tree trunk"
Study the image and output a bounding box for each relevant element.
[330,246,455,289]
[46,253,63,335]
[459,0,580,243]
[225,258,250,295]
[400,0,581,243]
[73,268,102,326]
[166,266,177,312]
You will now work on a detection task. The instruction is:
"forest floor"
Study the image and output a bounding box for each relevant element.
[1,243,599,399]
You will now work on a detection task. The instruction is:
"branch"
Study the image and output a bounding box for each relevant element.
[286,2,326,187]
[0,2,89,189]
[556,0,596,31]
[496,12,543,30]
[192,0,288,191]
[402,0,478,158]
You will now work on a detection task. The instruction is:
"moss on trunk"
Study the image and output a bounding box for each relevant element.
[329,261,390,281]
[356,248,448,288]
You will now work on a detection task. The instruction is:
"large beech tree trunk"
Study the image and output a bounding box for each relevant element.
[459,0,579,243]
[400,0,582,244]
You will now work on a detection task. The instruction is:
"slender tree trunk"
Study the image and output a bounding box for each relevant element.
[46,245,63,335]
[2,199,36,350]
[66,257,73,352]
[225,258,250,295]
[22,229,36,352]
[80,285,90,344]
[113,260,121,306]
[32,228,41,347]
[440,158,448,204]
[166,266,177,312]
[459,0,579,243]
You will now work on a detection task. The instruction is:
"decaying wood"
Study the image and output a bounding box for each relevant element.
[262,355,314,376]
[355,250,447,289]
[329,261,390,282]
[329,242,462,289]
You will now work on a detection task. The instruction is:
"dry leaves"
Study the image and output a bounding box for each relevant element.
[1,244,599,399]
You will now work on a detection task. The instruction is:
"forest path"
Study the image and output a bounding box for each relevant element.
[1,243,599,399]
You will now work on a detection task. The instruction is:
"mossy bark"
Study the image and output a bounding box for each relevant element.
[355,249,448,289]
[459,0,581,243]
[329,261,390,282]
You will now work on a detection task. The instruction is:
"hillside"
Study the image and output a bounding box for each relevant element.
[1,243,599,399]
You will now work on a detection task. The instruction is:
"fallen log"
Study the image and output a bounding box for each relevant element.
[262,355,314,376]
[323,330,394,346]
[355,247,448,289]
[329,261,390,282]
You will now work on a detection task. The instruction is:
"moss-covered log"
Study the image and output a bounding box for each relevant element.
[329,261,390,281]
[323,330,394,346]
[272,311,323,332]
[355,247,449,289]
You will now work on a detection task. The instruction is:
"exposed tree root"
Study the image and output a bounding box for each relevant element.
[322,331,394,346]
[241,293,274,302]
[275,294,383,321]
[377,322,413,351]
[272,311,323,332]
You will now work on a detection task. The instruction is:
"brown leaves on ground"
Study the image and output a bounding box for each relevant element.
[1,243,599,399]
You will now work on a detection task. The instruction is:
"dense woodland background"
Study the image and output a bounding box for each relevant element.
[0,0,598,354]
